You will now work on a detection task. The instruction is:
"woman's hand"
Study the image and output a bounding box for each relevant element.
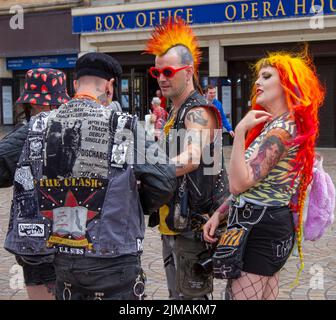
[203,211,222,244]
[236,110,273,133]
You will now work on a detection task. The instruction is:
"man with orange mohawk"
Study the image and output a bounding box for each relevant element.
[146,18,229,300]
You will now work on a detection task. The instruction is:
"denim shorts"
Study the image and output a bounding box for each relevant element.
[53,254,143,300]
[15,255,56,286]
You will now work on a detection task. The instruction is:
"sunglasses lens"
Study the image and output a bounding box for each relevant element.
[163,68,174,78]
[150,68,160,78]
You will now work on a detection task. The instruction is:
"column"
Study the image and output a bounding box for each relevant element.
[208,39,227,77]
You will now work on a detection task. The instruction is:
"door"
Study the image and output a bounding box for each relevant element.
[121,69,148,120]
[229,61,254,128]
[0,78,14,125]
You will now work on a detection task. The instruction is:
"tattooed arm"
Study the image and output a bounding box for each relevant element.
[172,106,219,177]
[229,126,290,195]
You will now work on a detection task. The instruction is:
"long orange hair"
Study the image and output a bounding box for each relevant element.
[245,49,325,280]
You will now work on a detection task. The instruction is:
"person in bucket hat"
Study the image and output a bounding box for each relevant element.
[16,68,70,123]
[0,68,70,300]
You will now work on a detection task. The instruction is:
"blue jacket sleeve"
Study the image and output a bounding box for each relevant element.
[213,99,233,132]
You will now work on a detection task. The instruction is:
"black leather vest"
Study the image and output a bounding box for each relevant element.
[164,91,230,232]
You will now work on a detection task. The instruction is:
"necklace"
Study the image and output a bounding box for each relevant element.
[74,93,99,103]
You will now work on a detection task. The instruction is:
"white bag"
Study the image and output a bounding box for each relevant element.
[145,113,155,141]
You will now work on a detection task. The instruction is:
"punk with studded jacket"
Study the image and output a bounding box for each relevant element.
[162,91,230,233]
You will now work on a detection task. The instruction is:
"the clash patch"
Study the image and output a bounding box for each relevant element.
[38,177,108,250]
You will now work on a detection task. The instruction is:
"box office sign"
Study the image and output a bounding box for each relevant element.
[72,0,336,33]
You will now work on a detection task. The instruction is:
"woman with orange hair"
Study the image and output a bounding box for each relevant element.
[203,49,324,300]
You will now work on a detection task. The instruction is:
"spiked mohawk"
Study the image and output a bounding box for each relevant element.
[145,18,202,77]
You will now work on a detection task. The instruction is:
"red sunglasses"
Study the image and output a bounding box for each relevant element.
[149,65,190,78]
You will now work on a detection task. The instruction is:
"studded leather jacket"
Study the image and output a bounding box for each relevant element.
[4,98,176,258]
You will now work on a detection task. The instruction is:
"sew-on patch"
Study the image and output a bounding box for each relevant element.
[31,112,50,132]
[271,235,293,262]
[28,136,43,160]
[57,246,85,255]
[18,223,45,237]
[38,178,108,250]
[14,166,34,191]
[110,113,134,168]
[16,191,39,218]
[116,114,129,131]
[110,142,129,168]
[136,238,144,252]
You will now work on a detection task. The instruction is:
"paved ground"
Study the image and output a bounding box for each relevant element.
[0,126,335,300]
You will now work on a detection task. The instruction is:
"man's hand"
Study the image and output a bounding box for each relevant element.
[203,211,221,243]
[229,130,235,138]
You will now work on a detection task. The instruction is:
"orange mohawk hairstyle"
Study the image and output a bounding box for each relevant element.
[144,17,202,76]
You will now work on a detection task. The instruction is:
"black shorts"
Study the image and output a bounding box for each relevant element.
[242,206,295,276]
[15,255,56,286]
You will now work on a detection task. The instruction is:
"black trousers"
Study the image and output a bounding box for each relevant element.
[54,254,143,300]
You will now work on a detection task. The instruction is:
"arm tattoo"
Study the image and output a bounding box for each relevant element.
[187,134,201,146]
[186,109,208,126]
[249,134,286,181]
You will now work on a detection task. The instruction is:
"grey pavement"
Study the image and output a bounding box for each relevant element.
[0,127,335,299]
